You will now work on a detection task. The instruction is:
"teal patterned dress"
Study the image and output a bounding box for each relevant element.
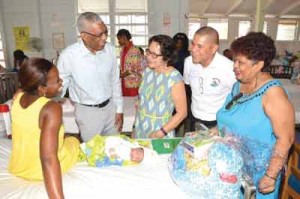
[217,80,284,199]
[134,67,183,138]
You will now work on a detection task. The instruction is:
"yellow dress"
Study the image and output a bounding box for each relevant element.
[9,93,80,180]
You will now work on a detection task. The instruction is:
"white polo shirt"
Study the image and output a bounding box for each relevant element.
[183,52,236,121]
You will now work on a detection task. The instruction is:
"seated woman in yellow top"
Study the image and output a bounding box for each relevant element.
[9,58,80,199]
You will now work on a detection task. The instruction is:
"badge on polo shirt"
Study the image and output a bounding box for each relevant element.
[210,78,221,87]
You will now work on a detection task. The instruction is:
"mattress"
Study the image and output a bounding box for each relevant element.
[0,138,188,199]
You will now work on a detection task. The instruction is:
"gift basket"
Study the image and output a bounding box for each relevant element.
[169,130,270,199]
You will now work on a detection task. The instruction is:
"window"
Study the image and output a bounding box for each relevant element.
[78,0,148,49]
[263,21,268,34]
[0,31,5,67]
[238,20,268,38]
[188,18,228,40]
[115,0,147,12]
[188,18,201,40]
[114,15,148,46]
[207,18,228,40]
[238,21,251,38]
[276,20,297,41]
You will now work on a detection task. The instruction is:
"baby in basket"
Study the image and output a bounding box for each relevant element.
[80,134,158,167]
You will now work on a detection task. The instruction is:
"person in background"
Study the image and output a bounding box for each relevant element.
[217,32,295,199]
[133,35,187,139]
[138,47,148,70]
[183,26,236,130]
[57,12,123,142]
[0,64,5,73]
[173,32,190,75]
[13,49,28,72]
[9,58,80,199]
[173,32,191,136]
[223,48,233,60]
[290,51,300,84]
[117,29,143,97]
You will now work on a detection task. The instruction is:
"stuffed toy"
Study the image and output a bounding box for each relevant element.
[282,50,293,66]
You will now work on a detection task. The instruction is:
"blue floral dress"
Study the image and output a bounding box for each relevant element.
[134,67,182,138]
[217,79,284,199]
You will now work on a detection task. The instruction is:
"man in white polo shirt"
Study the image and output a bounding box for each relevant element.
[183,26,236,130]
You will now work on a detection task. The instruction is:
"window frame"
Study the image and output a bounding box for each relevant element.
[207,18,229,40]
[0,32,5,68]
[187,17,229,40]
[77,0,149,52]
[276,19,298,41]
[0,7,6,68]
[187,18,201,40]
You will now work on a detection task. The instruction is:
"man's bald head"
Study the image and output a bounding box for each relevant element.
[195,26,219,45]
[191,26,220,67]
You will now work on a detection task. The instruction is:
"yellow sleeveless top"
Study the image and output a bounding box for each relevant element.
[9,93,80,181]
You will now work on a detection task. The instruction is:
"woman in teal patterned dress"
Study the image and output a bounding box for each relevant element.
[217,32,295,199]
[133,35,187,139]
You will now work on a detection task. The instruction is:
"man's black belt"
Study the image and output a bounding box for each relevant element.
[192,115,217,129]
[82,99,110,108]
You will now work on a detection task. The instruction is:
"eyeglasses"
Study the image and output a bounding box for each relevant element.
[174,34,186,40]
[145,48,162,59]
[81,30,108,39]
[225,93,243,110]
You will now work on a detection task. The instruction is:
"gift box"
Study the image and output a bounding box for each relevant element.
[181,131,218,159]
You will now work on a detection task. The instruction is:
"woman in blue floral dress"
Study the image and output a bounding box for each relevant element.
[133,35,187,139]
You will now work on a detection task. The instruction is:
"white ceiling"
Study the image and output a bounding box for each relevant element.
[188,0,300,18]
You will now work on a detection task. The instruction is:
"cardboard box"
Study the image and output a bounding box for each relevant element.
[181,131,218,159]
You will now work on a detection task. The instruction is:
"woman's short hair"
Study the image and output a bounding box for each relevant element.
[19,58,53,94]
[149,34,176,66]
[117,29,132,40]
[231,32,276,69]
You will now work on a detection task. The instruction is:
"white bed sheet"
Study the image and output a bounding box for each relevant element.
[0,138,189,199]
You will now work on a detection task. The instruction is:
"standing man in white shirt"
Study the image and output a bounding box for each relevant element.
[183,26,236,130]
[57,12,123,142]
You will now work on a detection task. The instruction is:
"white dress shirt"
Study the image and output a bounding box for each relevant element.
[57,40,123,113]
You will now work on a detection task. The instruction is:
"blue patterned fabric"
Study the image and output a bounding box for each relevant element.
[134,67,182,138]
[217,79,284,199]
